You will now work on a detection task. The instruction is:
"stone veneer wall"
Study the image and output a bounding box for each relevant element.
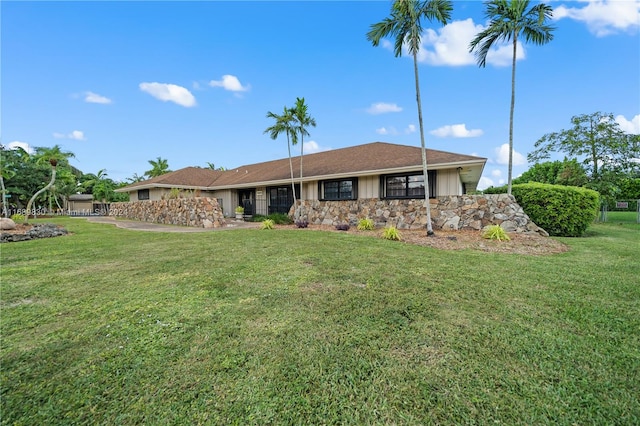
[109,198,225,228]
[295,195,548,235]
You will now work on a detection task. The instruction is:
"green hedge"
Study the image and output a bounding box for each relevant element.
[511,183,599,237]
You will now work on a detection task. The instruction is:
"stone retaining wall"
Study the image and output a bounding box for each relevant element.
[295,195,548,235]
[109,198,225,228]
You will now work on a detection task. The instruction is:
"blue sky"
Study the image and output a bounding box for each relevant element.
[3,0,639,189]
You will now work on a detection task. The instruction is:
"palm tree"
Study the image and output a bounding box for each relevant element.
[145,157,172,178]
[469,0,554,195]
[32,145,75,168]
[291,97,316,216]
[264,106,298,208]
[367,0,453,236]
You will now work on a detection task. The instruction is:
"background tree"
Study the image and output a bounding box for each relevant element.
[470,0,554,195]
[513,158,588,187]
[529,112,640,179]
[264,106,299,207]
[145,157,172,178]
[127,173,146,184]
[205,162,226,171]
[367,0,453,236]
[291,97,316,210]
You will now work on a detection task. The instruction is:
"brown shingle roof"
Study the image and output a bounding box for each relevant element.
[119,142,486,191]
[121,167,224,190]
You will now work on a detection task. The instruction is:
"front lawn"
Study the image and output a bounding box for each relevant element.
[1,218,638,424]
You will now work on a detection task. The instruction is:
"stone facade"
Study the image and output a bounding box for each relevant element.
[294,195,548,236]
[109,197,225,228]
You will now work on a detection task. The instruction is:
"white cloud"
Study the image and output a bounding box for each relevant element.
[495,143,527,166]
[139,82,196,107]
[554,0,640,36]
[376,127,390,135]
[302,140,330,154]
[381,39,393,50]
[491,169,502,178]
[84,91,112,104]
[430,123,483,138]
[209,75,250,92]
[53,130,86,140]
[418,19,480,66]
[616,114,640,134]
[366,102,402,115]
[416,18,525,67]
[405,124,416,134]
[478,176,494,190]
[5,141,34,154]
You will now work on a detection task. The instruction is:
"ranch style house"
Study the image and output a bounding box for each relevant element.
[116,142,487,218]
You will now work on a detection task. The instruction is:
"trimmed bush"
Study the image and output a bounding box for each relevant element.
[511,183,599,237]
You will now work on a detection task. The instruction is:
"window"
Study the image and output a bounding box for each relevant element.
[138,189,150,200]
[320,178,357,200]
[382,172,436,199]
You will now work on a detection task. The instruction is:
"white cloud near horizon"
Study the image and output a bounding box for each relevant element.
[417,18,525,67]
[84,91,112,104]
[491,169,502,178]
[53,130,86,141]
[5,141,34,154]
[139,82,196,107]
[302,140,330,154]
[430,123,483,138]
[376,124,415,135]
[366,102,402,115]
[477,176,494,190]
[209,75,250,92]
[616,113,640,134]
[495,143,527,166]
[554,0,640,37]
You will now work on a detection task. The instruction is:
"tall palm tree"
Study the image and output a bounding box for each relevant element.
[32,144,75,168]
[264,106,298,208]
[367,0,453,236]
[145,157,172,178]
[291,97,316,214]
[469,0,554,195]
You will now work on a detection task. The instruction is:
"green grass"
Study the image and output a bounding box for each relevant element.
[602,210,639,224]
[2,218,639,425]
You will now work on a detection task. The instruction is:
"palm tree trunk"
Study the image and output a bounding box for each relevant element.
[0,174,8,218]
[507,35,517,196]
[298,137,304,220]
[286,133,297,210]
[25,166,56,223]
[414,52,435,236]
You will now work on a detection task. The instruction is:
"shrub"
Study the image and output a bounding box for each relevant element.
[235,206,244,214]
[511,183,599,237]
[381,225,402,241]
[168,188,181,199]
[10,213,25,222]
[482,225,511,241]
[267,213,292,225]
[295,219,309,228]
[260,219,275,230]
[335,223,350,231]
[357,218,374,231]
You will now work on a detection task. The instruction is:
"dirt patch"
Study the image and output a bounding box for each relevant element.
[281,224,569,256]
[1,223,69,243]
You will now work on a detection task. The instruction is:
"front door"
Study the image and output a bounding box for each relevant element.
[239,189,255,216]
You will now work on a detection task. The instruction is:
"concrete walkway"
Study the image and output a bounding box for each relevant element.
[80,216,260,233]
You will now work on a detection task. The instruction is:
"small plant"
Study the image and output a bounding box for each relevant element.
[235,206,245,214]
[260,219,275,230]
[357,218,374,231]
[168,188,181,199]
[335,223,350,231]
[482,224,511,241]
[295,219,309,228]
[381,225,402,241]
[10,213,25,222]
